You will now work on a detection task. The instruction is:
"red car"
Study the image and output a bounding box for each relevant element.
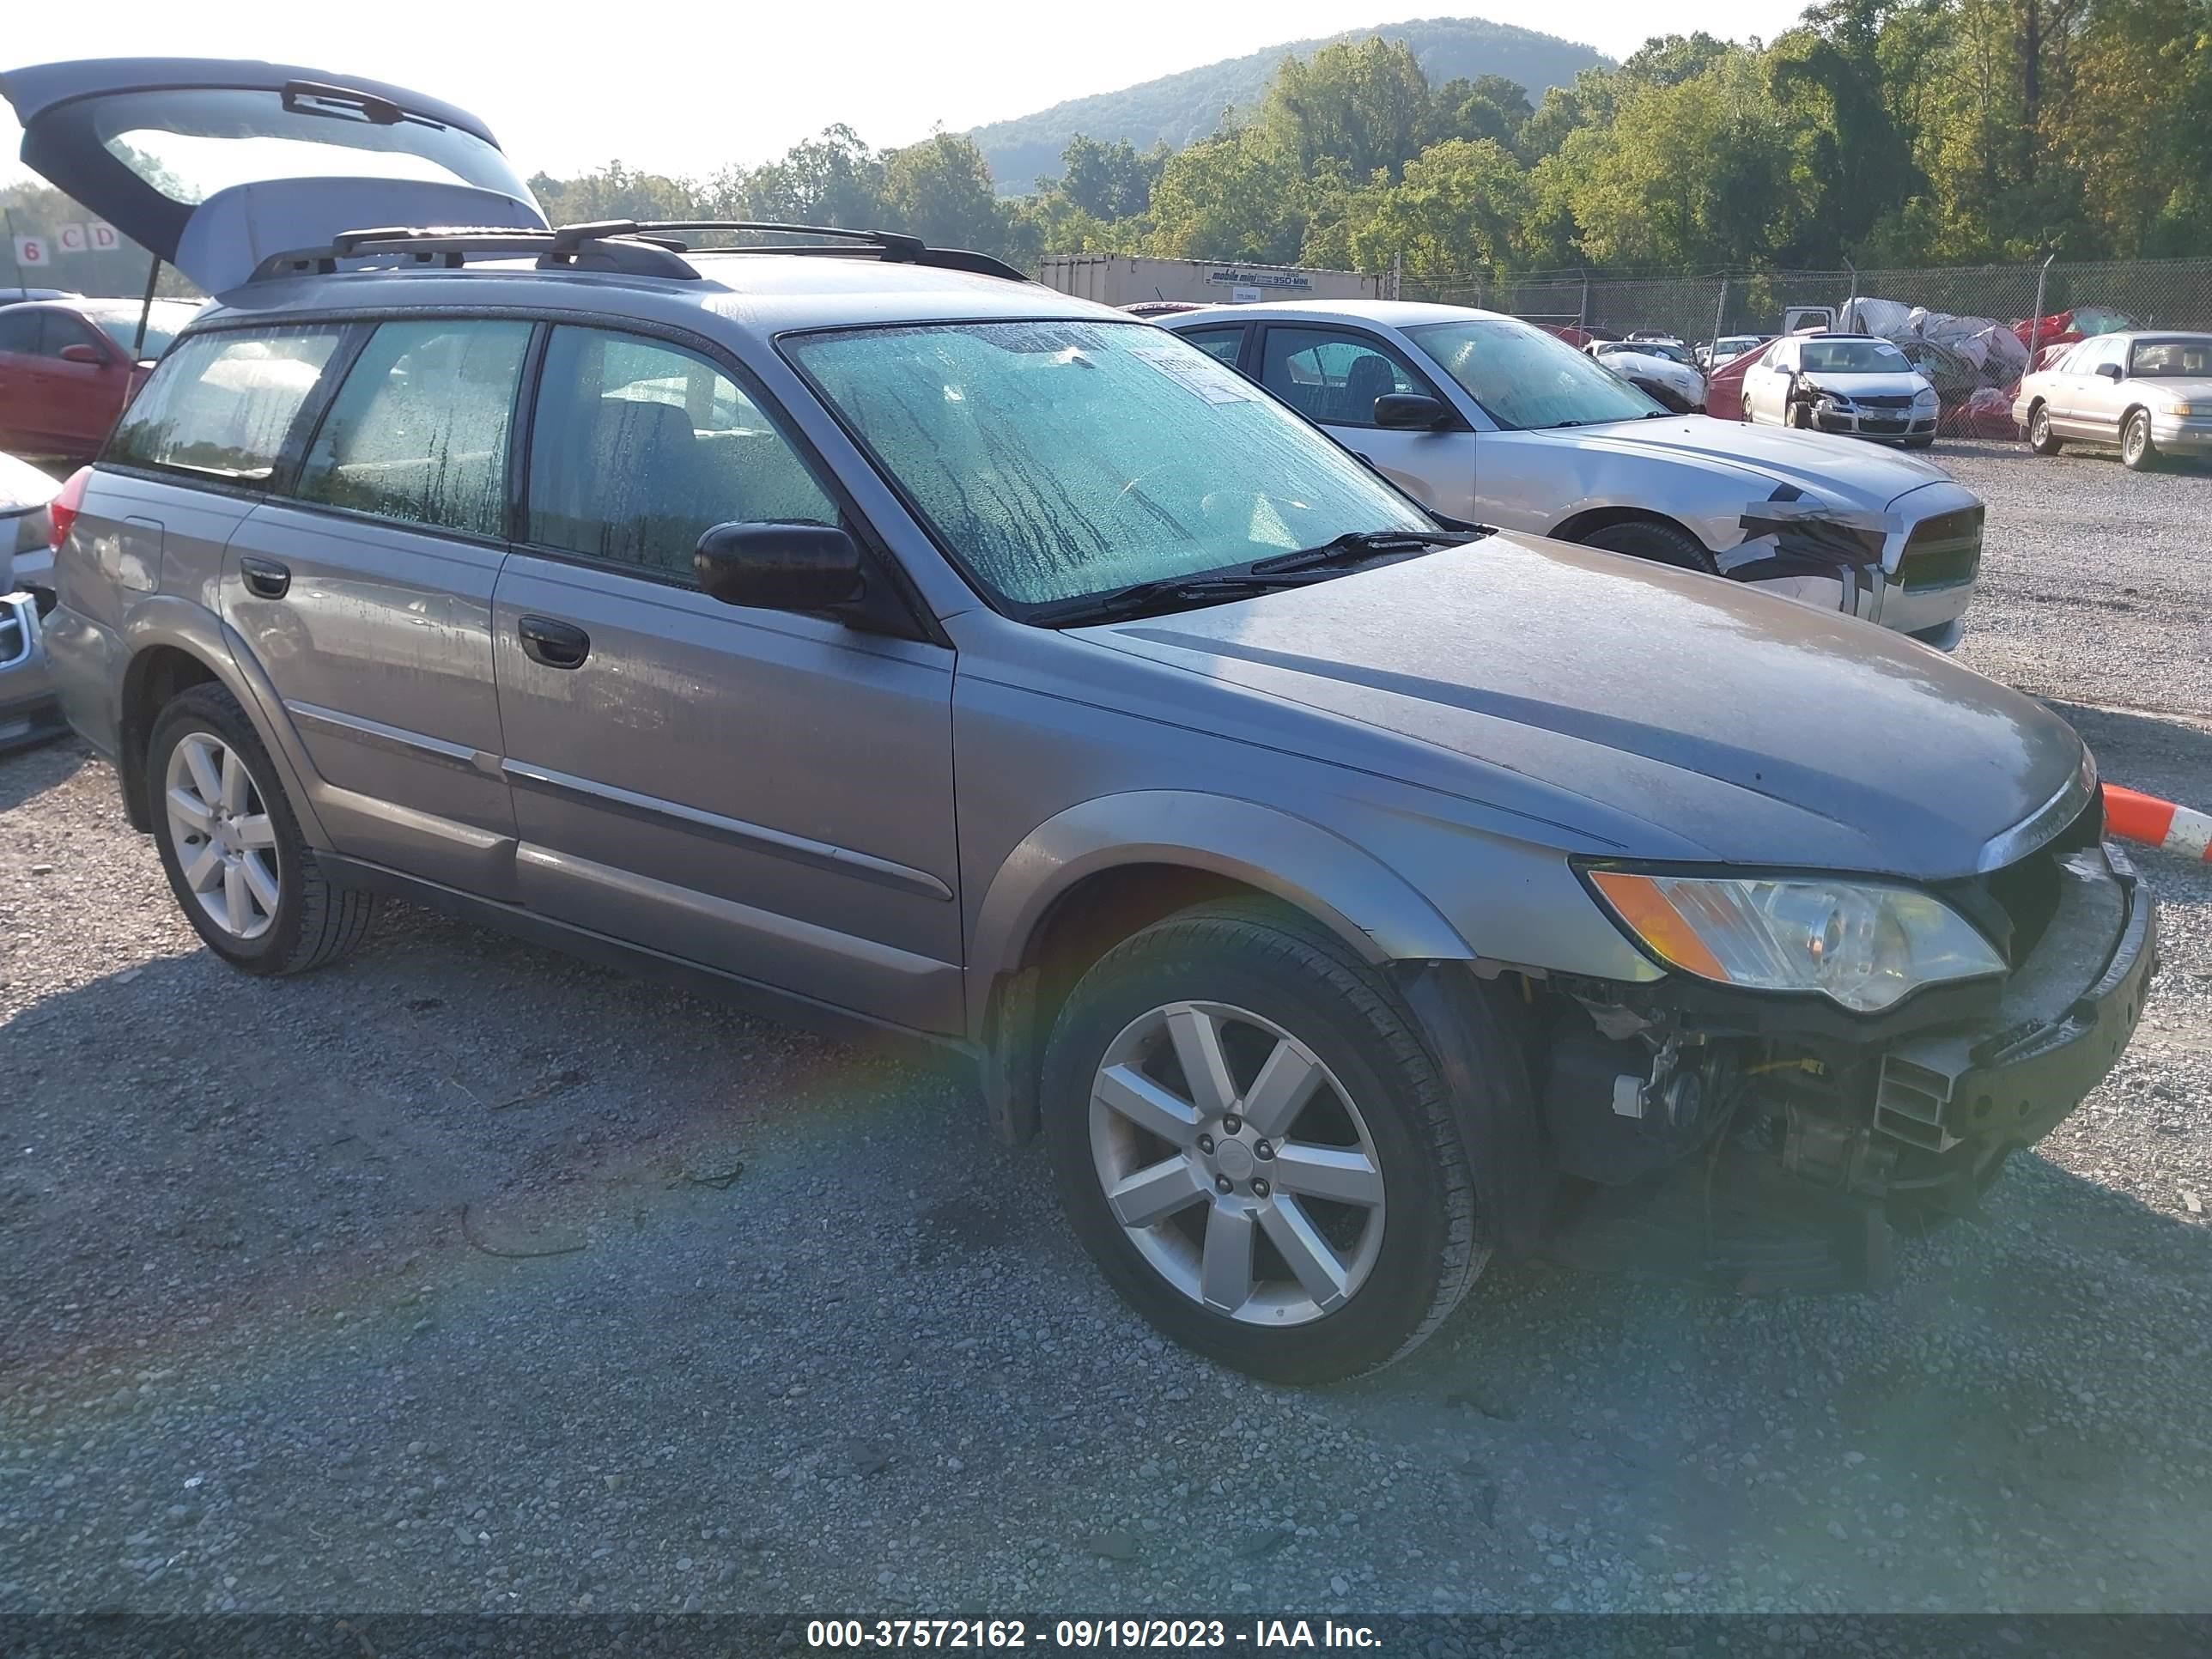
[0,296,201,465]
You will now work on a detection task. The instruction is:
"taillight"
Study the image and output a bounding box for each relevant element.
[48,466,91,552]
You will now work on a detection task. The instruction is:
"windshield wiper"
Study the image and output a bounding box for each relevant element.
[1249,527,1476,575]
[1029,574,1300,626]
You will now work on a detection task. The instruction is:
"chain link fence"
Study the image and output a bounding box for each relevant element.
[1397,257,2212,344]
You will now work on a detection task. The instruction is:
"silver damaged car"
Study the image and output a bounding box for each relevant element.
[7,57,2157,1383]
[1162,301,1978,649]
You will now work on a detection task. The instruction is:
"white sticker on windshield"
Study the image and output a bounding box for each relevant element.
[1131,343,1256,404]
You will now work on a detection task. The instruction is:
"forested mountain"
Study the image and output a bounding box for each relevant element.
[967,16,1608,193]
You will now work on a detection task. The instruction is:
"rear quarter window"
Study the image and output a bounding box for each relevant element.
[104,326,343,483]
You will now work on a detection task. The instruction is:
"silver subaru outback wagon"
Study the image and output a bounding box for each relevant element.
[8,59,2156,1382]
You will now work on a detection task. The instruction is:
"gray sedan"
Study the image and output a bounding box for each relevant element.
[1163,300,1978,649]
[2014,331,2212,469]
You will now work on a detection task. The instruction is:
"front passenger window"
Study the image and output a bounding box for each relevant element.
[526,327,838,579]
[1258,328,1428,428]
[295,319,531,537]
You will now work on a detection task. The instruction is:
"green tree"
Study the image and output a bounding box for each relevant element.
[1144,129,1304,262]
[881,132,1010,253]
[1351,138,1532,276]
[741,125,886,228]
[1261,38,1438,183]
[1437,75,1537,157]
[527,161,701,225]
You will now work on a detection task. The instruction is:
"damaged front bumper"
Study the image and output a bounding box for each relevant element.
[1719,486,1980,650]
[1537,839,2155,1288]
[1865,842,2154,1203]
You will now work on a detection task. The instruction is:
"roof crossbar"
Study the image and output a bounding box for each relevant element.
[246,219,1030,285]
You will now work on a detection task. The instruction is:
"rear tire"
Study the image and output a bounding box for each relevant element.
[148,684,381,975]
[2122,410,2157,471]
[1578,517,1717,574]
[1042,899,1484,1383]
[2027,404,2062,455]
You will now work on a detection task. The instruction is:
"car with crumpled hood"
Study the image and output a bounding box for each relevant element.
[1741,331,1942,447]
[5,55,2157,1384]
[1163,300,1979,649]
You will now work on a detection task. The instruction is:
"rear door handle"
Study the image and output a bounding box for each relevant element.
[518,614,590,670]
[239,556,290,599]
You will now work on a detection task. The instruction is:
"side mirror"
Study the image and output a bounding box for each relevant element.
[695,521,863,612]
[1373,392,1452,430]
[2094,362,2124,381]
[58,343,107,367]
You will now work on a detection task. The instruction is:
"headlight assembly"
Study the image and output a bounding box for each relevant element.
[1913,386,1939,407]
[1586,870,2006,1012]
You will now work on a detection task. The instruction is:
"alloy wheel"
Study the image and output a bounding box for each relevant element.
[164,732,281,941]
[1087,1000,1386,1326]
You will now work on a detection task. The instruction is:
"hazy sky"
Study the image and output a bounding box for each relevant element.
[2,0,1813,186]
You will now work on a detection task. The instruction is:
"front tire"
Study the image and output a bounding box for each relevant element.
[1579,517,1717,574]
[2027,404,2063,455]
[149,684,381,975]
[2122,410,2157,471]
[1042,900,1483,1383]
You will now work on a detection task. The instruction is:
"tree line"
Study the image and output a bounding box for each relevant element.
[536,0,2211,279]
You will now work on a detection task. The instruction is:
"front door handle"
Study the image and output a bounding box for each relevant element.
[518,614,590,670]
[239,556,290,599]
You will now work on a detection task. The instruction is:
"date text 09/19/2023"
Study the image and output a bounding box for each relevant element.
[803,1618,1383,1649]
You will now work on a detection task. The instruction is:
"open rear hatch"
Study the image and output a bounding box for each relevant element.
[0,58,547,294]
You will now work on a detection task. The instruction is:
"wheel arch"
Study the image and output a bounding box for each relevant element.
[116,599,326,845]
[969,793,1476,1144]
[1548,503,1712,552]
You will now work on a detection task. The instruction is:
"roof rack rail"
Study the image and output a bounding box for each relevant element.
[617,221,1028,283]
[250,222,699,283]
[247,219,1030,285]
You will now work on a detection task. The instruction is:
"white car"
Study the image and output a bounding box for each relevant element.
[1161,300,1980,649]
[1739,333,1940,447]
[2012,331,2212,470]
[1588,338,1706,411]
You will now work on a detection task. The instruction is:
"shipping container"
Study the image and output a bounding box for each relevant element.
[1036,253,1392,310]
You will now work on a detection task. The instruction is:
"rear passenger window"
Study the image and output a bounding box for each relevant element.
[105,327,343,482]
[294,320,531,538]
[526,326,837,579]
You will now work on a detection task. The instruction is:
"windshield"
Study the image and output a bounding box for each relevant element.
[88,302,201,360]
[1715,337,1762,359]
[786,320,1433,610]
[1799,338,1911,374]
[92,87,535,209]
[2129,337,2212,377]
[1407,317,1661,429]
[1625,340,1692,366]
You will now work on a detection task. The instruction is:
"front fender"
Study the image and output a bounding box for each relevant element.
[118,595,331,848]
[966,789,1475,1036]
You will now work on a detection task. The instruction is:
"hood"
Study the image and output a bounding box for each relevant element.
[2131,376,2212,402]
[1601,350,1702,387]
[1802,370,1932,401]
[1079,536,2084,879]
[1558,415,1948,508]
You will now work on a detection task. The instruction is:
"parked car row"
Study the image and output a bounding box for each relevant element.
[0,56,2158,1384]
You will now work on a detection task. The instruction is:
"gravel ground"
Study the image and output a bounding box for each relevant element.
[2,442,2209,1620]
